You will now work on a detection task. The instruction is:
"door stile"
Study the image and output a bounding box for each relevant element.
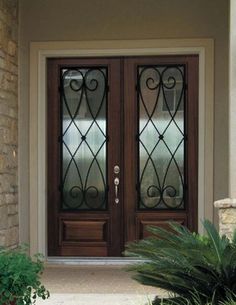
[185,56,199,231]
[123,58,138,243]
[47,59,61,255]
[107,58,123,256]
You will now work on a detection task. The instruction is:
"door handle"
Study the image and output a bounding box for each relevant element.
[114,177,119,204]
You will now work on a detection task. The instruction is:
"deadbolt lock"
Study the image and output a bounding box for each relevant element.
[114,165,120,174]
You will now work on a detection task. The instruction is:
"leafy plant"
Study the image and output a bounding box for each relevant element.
[125,220,236,305]
[152,291,215,305]
[153,292,236,305]
[0,245,49,305]
[154,291,236,305]
[219,293,236,305]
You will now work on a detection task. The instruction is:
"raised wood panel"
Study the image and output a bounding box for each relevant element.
[137,216,187,239]
[61,220,107,242]
[60,246,107,256]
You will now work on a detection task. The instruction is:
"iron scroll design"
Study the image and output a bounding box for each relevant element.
[60,67,108,210]
[137,65,186,210]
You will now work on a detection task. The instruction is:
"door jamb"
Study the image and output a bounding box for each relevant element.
[28,39,214,256]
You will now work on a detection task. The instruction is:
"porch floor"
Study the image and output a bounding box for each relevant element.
[36,265,167,305]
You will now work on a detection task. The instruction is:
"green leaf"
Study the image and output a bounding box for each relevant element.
[125,219,236,304]
[0,245,50,305]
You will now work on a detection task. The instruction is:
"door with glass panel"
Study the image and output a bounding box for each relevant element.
[123,56,198,243]
[47,56,198,256]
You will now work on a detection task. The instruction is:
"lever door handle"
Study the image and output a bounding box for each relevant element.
[114,177,119,204]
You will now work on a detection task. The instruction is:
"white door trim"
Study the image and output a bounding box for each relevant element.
[29,39,214,256]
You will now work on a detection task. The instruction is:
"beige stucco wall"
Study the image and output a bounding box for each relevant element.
[229,0,236,197]
[19,0,229,244]
[0,0,18,247]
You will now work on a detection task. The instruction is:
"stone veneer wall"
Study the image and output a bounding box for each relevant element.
[214,198,236,239]
[0,0,18,247]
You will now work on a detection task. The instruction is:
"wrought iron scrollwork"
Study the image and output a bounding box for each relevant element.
[61,67,108,210]
[137,65,186,210]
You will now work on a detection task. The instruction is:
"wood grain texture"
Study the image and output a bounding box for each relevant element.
[47,58,122,256]
[61,220,107,242]
[47,56,199,257]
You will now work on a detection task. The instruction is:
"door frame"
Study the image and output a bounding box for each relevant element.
[28,39,214,256]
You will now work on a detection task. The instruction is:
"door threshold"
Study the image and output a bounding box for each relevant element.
[46,257,144,266]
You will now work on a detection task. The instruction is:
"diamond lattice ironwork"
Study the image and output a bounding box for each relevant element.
[60,67,108,210]
[137,65,186,210]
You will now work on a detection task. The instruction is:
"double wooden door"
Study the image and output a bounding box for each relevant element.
[47,56,198,257]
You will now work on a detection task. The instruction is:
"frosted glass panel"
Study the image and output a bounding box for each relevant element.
[61,68,107,210]
[138,65,185,209]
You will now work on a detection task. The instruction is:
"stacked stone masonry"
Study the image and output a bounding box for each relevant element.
[214,198,236,239]
[0,0,18,247]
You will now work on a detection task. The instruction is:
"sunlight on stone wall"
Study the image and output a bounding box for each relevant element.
[214,199,236,239]
[0,0,18,247]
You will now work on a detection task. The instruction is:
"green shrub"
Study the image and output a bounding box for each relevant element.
[154,291,236,305]
[0,246,49,305]
[125,220,236,305]
[220,293,236,305]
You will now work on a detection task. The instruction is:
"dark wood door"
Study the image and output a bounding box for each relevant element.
[123,56,198,242]
[47,58,123,256]
[47,56,198,257]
